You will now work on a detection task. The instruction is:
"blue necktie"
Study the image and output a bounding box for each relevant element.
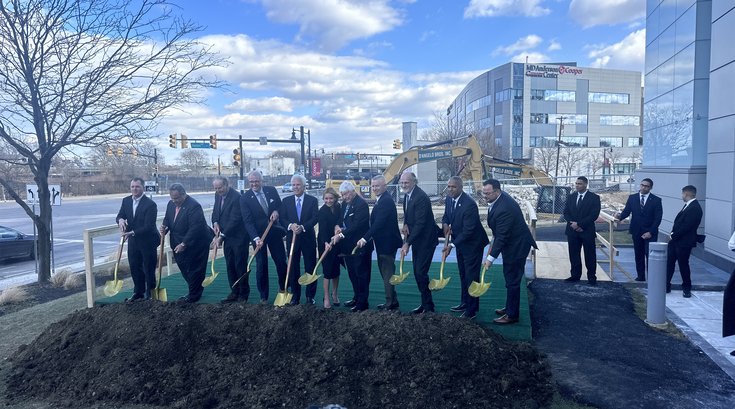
[296,197,302,221]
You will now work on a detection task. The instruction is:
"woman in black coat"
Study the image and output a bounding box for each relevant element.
[725,231,735,355]
[318,188,343,309]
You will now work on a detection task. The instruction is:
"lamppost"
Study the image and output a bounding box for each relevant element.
[554,116,567,182]
[292,126,310,186]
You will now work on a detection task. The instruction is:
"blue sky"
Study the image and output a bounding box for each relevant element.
[160,0,647,164]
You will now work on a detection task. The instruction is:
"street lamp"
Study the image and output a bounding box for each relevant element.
[554,116,567,182]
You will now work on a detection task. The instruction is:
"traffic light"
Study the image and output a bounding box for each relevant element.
[132,149,138,158]
[180,134,188,149]
[168,134,177,148]
[116,147,123,157]
[232,148,241,167]
[107,147,113,156]
[209,134,217,149]
[331,153,336,160]
[392,139,401,150]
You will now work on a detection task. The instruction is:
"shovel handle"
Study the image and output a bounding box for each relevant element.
[211,233,220,274]
[312,245,331,275]
[283,230,298,288]
[399,252,405,276]
[155,231,166,290]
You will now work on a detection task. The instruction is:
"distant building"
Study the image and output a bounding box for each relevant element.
[249,157,295,177]
[446,62,643,178]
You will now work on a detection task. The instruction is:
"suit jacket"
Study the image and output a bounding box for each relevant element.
[162,195,213,254]
[670,199,703,248]
[487,192,537,262]
[563,190,601,239]
[211,187,248,245]
[618,192,663,240]
[318,202,342,245]
[340,195,372,253]
[363,193,402,255]
[403,186,438,249]
[280,193,319,247]
[240,185,286,244]
[116,194,160,248]
[443,192,489,251]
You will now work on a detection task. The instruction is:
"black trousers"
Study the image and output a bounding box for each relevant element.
[285,236,317,302]
[457,245,483,316]
[567,233,597,281]
[666,242,692,291]
[723,268,735,338]
[632,234,651,279]
[127,240,157,296]
[412,243,435,311]
[502,258,526,319]
[346,250,372,309]
[173,246,209,301]
[224,239,248,298]
[254,235,287,300]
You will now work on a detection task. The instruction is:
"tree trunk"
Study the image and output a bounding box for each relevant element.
[35,160,53,283]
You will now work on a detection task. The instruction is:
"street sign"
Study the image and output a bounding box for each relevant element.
[418,149,453,162]
[237,179,246,191]
[190,142,210,148]
[26,184,62,206]
[144,181,157,197]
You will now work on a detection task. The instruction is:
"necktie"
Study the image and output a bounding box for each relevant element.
[296,197,302,221]
[640,195,645,208]
[174,206,180,222]
[576,194,583,208]
[220,195,225,214]
[132,198,139,217]
[680,203,687,212]
[343,203,350,228]
[257,191,268,214]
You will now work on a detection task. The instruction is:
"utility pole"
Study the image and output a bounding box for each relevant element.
[554,116,566,182]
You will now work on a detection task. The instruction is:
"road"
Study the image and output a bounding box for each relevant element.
[0,192,216,288]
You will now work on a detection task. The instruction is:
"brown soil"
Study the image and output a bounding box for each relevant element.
[0,282,82,317]
[7,302,553,409]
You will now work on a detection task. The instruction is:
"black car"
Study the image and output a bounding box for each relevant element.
[0,225,36,262]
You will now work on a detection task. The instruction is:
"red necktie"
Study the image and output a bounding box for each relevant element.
[174,206,180,222]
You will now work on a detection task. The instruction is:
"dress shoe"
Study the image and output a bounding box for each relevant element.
[683,290,692,298]
[289,299,299,306]
[126,293,144,302]
[144,290,152,300]
[635,276,646,282]
[221,293,239,304]
[564,277,580,282]
[387,303,400,311]
[493,314,519,325]
[449,303,467,312]
[410,306,425,314]
[494,307,507,316]
[238,295,249,302]
[305,298,315,305]
[460,311,477,319]
[177,295,199,303]
[377,303,387,310]
[344,299,356,307]
[260,298,268,304]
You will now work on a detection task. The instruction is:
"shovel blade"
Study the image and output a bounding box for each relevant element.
[429,277,451,291]
[468,281,490,297]
[389,272,409,286]
[151,288,167,302]
[297,273,321,286]
[274,291,292,307]
[103,279,123,297]
[202,271,218,287]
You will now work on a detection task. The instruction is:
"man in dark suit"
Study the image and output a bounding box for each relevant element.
[332,181,372,311]
[666,185,703,298]
[615,178,663,281]
[563,176,601,285]
[116,177,160,301]
[482,179,537,324]
[357,175,402,310]
[400,171,438,314]
[212,176,249,303]
[280,174,319,305]
[442,176,489,319]
[161,183,214,303]
[240,170,288,302]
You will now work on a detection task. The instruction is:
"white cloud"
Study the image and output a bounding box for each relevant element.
[587,29,645,71]
[569,0,645,28]
[510,51,550,63]
[548,39,561,51]
[260,0,403,51]
[464,0,550,18]
[493,34,543,56]
[420,30,436,42]
[225,97,293,112]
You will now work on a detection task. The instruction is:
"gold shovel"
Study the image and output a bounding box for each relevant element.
[298,244,330,286]
[274,230,298,307]
[151,232,168,302]
[389,252,410,285]
[103,236,127,297]
[233,219,275,289]
[202,233,220,287]
[429,235,452,291]
[468,246,493,298]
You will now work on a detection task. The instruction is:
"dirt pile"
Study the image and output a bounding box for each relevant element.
[7,302,553,409]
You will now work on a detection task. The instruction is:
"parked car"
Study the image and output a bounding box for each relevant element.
[308,180,326,189]
[281,182,293,192]
[0,225,35,262]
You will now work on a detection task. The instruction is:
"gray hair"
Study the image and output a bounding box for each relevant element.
[213,176,228,187]
[402,171,417,183]
[169,183,186,195]
[339,181,356,193]
[247,170,263,181]
[291,174,307,185]
[371,175,386,184]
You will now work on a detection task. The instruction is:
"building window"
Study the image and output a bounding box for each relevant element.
[530,136,588,147]
[465,95,492,115]
[628,137,642,147]
[531,89,576,102]
[495,89,511,103]
[600,137,624,147]
[588,92,630,104]
[561,137,588,147]
[495,114,503,126]
[600,115,640,126]
[530,113,588,125]
[613,163,637,174]
[477,117,492,129]
[513,114,523,124]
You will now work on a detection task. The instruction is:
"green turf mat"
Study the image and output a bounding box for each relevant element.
[98,256,531,341]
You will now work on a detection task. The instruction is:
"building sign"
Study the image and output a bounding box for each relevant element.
[525,64,583,78]
[418,149,453,162]
[489,166,522,178]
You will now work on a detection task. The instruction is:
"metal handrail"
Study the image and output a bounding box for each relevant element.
[522,200,538,280]
[595,211,619,280]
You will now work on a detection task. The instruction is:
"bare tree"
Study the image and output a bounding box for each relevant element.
[559,147,588,177]
[587,149,605,176]
[270,149,302,167]
[531,147,557,175]
[178,149,209,175]
[0,0,221,282]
